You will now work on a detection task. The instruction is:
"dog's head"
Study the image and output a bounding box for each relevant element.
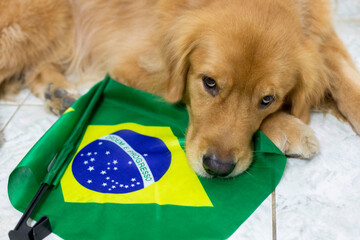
[161,1,307,177]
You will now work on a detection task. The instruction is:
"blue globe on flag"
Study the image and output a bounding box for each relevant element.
[71,129,171,194]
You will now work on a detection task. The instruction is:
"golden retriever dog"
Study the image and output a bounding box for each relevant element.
[1,0,360,178]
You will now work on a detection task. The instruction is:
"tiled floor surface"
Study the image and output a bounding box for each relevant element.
[1,1,360,239]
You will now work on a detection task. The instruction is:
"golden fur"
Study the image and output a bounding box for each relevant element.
[1,0,360,177]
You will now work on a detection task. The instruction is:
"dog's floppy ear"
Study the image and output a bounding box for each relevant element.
[161,17,198,103]
[289,50,329,123]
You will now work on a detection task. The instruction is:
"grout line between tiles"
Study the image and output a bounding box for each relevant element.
[1,103,44,107]
[1,92,31,132]
[22,104,44,106]
[0,104,21,106]
[1,105,21,132]
[20,92,32,105]
[272,190,277,240]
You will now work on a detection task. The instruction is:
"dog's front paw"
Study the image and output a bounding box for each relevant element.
[44,84,79,116]
[261,112,319,159]
[285,125,319,159]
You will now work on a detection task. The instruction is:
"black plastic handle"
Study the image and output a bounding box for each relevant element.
[9,184,52,240]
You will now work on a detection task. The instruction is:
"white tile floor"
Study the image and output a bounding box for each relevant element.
[1,1,360,239]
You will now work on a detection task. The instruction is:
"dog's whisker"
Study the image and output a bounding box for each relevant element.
[244,170,256,178]
[251,151,264,155]
[247,166,270,169]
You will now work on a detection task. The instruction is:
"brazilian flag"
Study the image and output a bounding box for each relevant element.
[8,75,286,240]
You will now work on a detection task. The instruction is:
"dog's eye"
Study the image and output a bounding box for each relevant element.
[259,95,275,109]
[202,75,218,96]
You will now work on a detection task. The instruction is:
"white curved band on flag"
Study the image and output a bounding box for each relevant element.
[100,134,155,187]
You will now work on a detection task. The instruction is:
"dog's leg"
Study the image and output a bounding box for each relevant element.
[0,0,75,115]
[323,31,360,134]
[260,111,319,158]
[26,64,79,116]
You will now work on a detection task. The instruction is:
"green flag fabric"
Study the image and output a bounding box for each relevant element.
[8,75,286,240]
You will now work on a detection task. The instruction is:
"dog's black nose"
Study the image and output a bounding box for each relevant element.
[202,153,235,177]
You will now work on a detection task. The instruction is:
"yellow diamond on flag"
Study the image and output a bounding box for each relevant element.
[61,123,213,207]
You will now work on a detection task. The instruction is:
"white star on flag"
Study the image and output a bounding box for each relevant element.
[106,177,110,180]
[131,178,136,182]
[131,184,135,187]
[120,184,124,187]
[90,158,95,162]
[87,152,92,156]
[125,185,129,188]
[100,170,107,175]
[87,180,92,184]
[112,185,116,189]
[105,151,110,155]
[128,161,132,165]
[87,166,94,171]
[83,161,88,165]
[113,160,118,164]
[98,142,103,145]
[102,183,107,187]
[143,154,148,157]
[94,152,97,155]
[114,167,118,170]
